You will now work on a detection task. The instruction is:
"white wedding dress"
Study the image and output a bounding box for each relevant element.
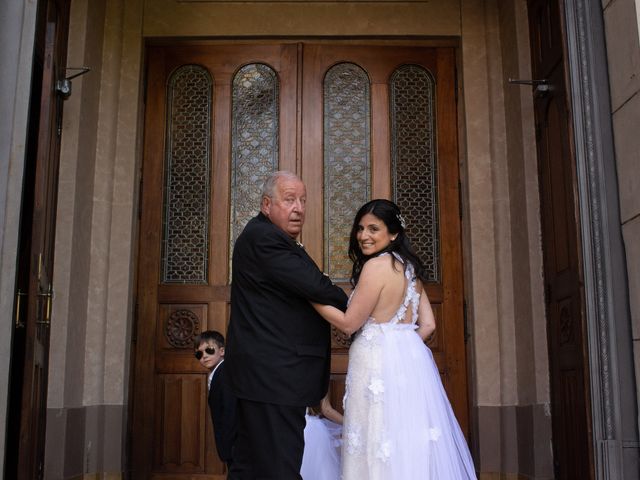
[301,413,342,480]
[341,253,477,479]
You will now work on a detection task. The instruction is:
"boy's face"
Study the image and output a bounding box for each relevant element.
[195,341,224,370]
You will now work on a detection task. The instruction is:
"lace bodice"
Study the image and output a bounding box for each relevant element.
[363,252,420,328]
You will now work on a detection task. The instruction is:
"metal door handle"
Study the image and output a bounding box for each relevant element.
[508,77,551,95]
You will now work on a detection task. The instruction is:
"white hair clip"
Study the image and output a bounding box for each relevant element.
[396,213,406,229]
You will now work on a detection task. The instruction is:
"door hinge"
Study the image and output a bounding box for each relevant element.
[14,289,27,329]
[36,284,53,325]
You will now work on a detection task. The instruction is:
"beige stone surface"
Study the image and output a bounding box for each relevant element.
[625,217,640,439]
[461,0,538,408]
[144,0,461,37]
[635,338,640,436]
[637,0,640,43]
[80,0,144,406]
[612,89,640,223]
[461,0,502,407]
[624,218,640,340]
[498,0,548,406]
[103,0,144,406]
[459,0,550,412]
[50,0,144,409]
[50,0,109,408]
[604,0,640,111]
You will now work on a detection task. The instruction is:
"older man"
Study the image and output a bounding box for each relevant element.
[225,171,348,479]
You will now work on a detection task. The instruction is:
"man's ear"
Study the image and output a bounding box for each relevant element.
[261,196,271,216]
[220,346,225,357]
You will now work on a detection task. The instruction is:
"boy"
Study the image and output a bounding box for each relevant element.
[194,330,237,469]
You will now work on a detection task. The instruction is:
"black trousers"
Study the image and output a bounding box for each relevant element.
[227,398,306,480]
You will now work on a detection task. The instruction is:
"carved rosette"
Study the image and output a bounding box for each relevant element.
[165,309,200,348]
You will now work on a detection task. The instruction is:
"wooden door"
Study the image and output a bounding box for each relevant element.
[132,43,466,479]
[5,0,70,479]
[299,45,467,430]
[132,44,299,479]
[528,1,594,478]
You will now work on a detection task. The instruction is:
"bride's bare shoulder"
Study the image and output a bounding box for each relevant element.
[361,254,396,276]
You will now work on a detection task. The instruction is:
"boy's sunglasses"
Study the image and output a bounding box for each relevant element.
[194,347,216,360]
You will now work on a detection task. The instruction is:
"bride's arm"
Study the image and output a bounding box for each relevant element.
[416,283,436,341]
[312,259,385,335]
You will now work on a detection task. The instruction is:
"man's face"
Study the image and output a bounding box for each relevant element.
[263,177,306,238]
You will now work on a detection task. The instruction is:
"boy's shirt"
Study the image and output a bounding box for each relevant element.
[208,359,224,390]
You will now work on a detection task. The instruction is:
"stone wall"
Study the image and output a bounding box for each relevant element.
[603,0,640,437]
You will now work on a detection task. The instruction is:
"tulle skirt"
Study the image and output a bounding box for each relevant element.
[341,323,476,480]
[301,415,342,480]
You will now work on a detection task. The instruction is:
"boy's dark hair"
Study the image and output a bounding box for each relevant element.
[193,330,225,350]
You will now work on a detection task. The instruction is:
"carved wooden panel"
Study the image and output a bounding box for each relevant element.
[158,304,206,351]
[154,375,208,472]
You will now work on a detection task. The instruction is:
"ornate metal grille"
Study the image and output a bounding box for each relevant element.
[230,64,279,270]
[390,65,440,282]
[161,65,212,284]
[323,63,371,281]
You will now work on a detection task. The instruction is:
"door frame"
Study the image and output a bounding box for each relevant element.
[562,1,638,478]
[4,0,71,478]
[129,39,470,478]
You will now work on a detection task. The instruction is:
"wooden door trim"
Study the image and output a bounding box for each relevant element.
[9,0,71,478]
[435,47,467,433]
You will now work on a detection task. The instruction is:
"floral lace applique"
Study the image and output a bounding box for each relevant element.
[428,427,442,441]
[375,439,392,462]
[360,326,377,342]
[344,424,363,455]
[367,377,385,402]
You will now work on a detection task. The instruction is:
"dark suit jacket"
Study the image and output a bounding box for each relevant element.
[208,361,237,464]
[225,212,348,407]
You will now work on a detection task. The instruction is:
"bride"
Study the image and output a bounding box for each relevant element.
[313,199,476,479]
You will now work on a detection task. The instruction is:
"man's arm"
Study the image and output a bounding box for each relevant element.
[255,231,348,310]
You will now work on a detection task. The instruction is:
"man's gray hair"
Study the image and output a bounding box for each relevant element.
[261,170,301,199]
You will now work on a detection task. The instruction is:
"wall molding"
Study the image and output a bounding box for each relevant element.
[563,1,639,479]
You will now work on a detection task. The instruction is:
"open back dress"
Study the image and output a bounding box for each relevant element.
[341,253,476,479]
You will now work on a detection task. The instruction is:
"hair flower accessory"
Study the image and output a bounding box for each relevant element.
[396,213,406,229]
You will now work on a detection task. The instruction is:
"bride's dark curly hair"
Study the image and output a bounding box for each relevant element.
[348,199,427,287]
